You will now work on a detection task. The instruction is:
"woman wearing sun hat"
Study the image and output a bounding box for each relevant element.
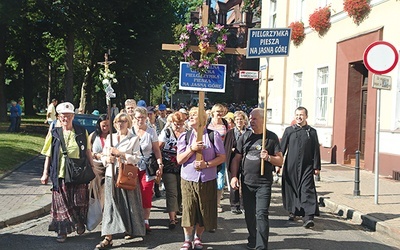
[40,102,94,243]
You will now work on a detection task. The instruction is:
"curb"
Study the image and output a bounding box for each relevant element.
[320,197,378,228]
[0,194,51,229]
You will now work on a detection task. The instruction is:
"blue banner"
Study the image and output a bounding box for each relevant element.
[179,62,226,93]
[246,28,291,58]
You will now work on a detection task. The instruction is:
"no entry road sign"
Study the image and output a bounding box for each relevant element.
[363,41,399,75]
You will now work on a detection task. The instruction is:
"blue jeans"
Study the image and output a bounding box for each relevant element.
[242,182,272,250]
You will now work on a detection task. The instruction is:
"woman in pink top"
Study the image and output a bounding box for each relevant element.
[177,107,225,250]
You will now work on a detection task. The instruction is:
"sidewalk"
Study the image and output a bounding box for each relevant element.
[317,163,400,241]
[0,155,51,228]
[0,155,400,242]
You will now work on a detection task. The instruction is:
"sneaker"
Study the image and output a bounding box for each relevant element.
[303,220,314,229]
[231,208,242,215]
[288,213,295,221]
[217,206,223,213]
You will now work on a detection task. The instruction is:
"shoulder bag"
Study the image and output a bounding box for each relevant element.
[59,129,95,184]
[113,134,138,190]
[115,157,138,190]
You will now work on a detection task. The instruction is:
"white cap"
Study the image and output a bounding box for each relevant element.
[179,108,188,114]
[56,102,75,114]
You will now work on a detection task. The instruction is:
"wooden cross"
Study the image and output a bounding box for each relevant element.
[162,2,248,161]
[97,53,116,145]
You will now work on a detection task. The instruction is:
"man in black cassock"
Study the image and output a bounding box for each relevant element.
[280,106,321,229]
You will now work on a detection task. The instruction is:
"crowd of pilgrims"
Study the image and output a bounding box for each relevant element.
[39,98,320,250]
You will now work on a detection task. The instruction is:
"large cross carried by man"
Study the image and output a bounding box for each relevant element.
[162,2,292,174]
[162,1,246,160]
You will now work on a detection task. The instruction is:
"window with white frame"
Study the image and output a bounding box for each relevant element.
[293,72,303,111]
[269,0,277,28]
[316,67,329,124]
[296,0,306,22]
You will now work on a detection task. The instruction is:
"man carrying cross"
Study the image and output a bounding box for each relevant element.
[230,108,283,250]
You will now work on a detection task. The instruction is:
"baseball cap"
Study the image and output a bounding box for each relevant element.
[137,100,147,107]
[158,104,167,111]
[91,110,100,116]
[56,102,75,114]
[147,106,155,113]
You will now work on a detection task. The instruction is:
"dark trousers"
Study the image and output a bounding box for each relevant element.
[242,182,272,250]
[228,170,242,209]
[7,117,17,132]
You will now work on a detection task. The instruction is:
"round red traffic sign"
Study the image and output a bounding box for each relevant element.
[363,41,399,75]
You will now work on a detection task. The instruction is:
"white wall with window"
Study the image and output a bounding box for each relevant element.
[315,66,329,125]
[269,0,277,28]
[295,0,306,22]
[292,72,303,112]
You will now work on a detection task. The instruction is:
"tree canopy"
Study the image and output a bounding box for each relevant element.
[0,0,202,120]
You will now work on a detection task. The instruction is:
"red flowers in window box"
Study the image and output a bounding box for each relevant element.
[289,21,305,46]
[343,0,371,25]
[309,6,331,36]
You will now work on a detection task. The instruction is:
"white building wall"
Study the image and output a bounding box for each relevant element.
[259,0,400,153]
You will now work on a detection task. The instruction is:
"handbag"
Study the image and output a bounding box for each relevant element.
[115,157,138,190]
[86,183,102,231]
[59,129,95,184]
[139,147,159,176]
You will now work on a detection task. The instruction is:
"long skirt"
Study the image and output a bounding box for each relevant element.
[49,179,89,235]
[101,176,145,237]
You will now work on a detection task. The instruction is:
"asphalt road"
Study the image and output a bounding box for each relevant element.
[1,185,399,250]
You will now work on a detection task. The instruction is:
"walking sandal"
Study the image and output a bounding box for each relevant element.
[96,237,113,249]
[180,240,192,250]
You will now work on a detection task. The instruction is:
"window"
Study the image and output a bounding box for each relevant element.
[292,72,303,111]
[316,67,329,124]
[296,0,306,22]
[269,0,277,28]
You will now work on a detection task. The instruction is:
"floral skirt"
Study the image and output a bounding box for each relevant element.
[48,179,89,235]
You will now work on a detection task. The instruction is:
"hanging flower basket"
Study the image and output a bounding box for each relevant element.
[343,0,371,25]
[309,6,331,36]
[289,21,305,46]
[179,23,228,75]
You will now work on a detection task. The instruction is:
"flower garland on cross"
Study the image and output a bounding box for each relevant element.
[179,23,228,75]
[100,66,118,99]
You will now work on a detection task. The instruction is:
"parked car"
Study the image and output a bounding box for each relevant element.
[73,114,98,134]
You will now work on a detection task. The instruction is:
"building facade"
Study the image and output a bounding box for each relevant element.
[259,0,400,178]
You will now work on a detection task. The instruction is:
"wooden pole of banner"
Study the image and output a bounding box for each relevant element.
[261,61,269,175]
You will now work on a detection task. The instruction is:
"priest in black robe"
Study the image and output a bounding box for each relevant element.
[280,106,321,228]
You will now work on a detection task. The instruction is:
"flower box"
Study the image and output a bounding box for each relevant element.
[343,0,371,25]
[309,6,331,36]
[289,21,305,46]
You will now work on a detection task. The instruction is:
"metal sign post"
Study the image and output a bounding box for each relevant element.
[363,41,399,204]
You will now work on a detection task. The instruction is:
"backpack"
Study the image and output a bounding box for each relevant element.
[185,129,222,172]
